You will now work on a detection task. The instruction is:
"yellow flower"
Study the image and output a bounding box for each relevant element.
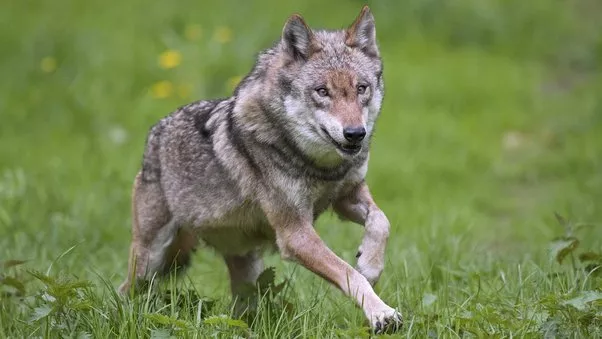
[185,24,203,41]
[151,80,173,99]
[40,57,57,73]
[177,83,193,99]
[226,75,242,91]
[213,26,233,44]
[158,50,182,69]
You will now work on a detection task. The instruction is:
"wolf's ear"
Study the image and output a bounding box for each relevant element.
[346,6,379,57]
[282,14,315,61]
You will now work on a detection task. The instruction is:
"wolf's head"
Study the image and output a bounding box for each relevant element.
[263,6,383,167]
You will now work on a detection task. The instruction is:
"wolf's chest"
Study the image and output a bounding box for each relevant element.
[194,182,340,255]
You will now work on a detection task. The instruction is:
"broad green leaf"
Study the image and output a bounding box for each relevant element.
[562,291,602,311]
[225,318,249,329]
[335,327,371,338]
[76,332,92,339]
[540,318,560,339]
[29,305,52,322]
[203,315,248,329]
[422,293,437,307]
[150,329,175,339]
[256,267,276,290]
[549,237,579,264]
[144,314,190,329]
[41,292,56,303]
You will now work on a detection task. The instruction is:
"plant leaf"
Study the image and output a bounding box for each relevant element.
[76,332,92,339]
[422,293,437,307]
[271,280,287,297]
[2,260,28,269]
[144,314,190,329]
[203,315,248,329]
[0,275,25,295]
[554,212,568,228]
[549,237,579,264]
[150,329,175,339]
[562,291,602,311]
[335,327,371,338]
[579,252,602,262]
[27,270,56,287]
[29,305,52,322]
[256,267,275,290]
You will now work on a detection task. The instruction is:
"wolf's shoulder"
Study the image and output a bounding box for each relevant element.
[169,98,232,122]
[147,97,233,136]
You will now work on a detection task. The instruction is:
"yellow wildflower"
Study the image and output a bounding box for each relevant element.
[177,83,193,99]
[40,57,57,73]
[158,50,182,69]
[185,24,203,41]
[151,80,173,99]
[213,26,233,44]
[226,75,242,91]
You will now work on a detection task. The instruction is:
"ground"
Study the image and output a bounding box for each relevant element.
[1,0,601,337]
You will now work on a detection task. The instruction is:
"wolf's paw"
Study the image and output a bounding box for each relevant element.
[369,307,402,334]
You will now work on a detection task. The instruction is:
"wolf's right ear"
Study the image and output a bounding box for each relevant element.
[282,14,315,61]
[346,6,379,58]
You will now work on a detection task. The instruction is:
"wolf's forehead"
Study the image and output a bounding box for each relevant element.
[313,30,349,55]
[326,70,355,87]
[311,30,375,69]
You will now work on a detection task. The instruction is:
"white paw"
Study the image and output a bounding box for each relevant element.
[369,307,402,334]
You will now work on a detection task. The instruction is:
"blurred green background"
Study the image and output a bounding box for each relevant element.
[1,0,601,336]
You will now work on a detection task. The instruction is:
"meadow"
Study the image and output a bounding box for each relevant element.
[1,0,601,337]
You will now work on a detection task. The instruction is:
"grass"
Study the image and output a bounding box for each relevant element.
[1,0,601,337]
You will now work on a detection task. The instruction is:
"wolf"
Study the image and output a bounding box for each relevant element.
[119,6,401,333]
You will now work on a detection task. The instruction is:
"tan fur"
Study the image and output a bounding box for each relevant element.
[328,70,364,127]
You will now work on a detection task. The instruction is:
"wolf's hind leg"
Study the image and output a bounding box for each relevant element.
[119,172,196,294]
[223,250,264,316]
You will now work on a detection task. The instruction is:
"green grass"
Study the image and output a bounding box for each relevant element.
[1,0,602,337]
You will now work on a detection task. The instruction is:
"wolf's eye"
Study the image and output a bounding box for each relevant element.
[357,85,368,94]
[316,87,329,97]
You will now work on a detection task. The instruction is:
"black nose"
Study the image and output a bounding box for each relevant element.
[343,126,366,143]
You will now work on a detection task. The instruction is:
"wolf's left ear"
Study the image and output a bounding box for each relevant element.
[282,14,315,61]
[346,6,379,57]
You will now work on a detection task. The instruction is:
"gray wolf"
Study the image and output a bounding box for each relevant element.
[119,6,401,333]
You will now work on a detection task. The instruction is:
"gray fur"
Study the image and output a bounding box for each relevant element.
[120,6,401,333]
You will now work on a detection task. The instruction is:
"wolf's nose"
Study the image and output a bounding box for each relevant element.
[343,126,366,143]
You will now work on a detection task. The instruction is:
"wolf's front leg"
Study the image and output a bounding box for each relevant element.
[333,182,390,286]
[264,208,401,333]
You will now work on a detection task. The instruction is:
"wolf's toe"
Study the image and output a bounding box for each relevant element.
[370,308,402,334]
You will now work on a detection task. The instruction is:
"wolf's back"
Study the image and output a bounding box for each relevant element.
[140,119,166,183]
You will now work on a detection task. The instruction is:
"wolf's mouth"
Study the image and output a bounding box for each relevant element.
[320,127,362,155]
